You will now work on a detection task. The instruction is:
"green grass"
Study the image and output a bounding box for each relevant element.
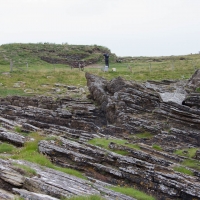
[0,88,26,97]
[10,132,86,179]
[0,61,195,97]
[174,148,198,158]
[13,163,37,177]
[0,63,198,98]
[108,186,155,200]
[0,142,16,153]
[174,148,200,171]
[88,138,140,155]
[0,43,199,98]
[62,195,105,200]
[14,196,25,200]
[135,132,153,139]
[14,126,22,133]
[152,144,162,151]
[182,159,200,171]
[173,166,194,176]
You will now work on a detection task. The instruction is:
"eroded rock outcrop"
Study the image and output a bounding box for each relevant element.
[0,159,135,200]
[186,69,200,91]
[86,72,200,146]
[37,137,200,200]
[0,71,200,200]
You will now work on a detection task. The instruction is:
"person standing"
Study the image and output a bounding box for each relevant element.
[103,53,109,67]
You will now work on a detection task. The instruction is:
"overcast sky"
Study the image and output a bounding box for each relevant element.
[0,0,200,57]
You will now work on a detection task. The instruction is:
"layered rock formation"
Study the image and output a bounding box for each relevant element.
[0,71,200,199]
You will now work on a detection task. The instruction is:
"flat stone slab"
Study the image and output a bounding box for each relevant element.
[0,127,25,146]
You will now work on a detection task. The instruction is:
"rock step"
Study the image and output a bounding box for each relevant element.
[0,159,136,200]
[109,142,175,167]
[0,127,25,146]
[138,143,184,163]
[13,188,59,200]
[0,189,15,200]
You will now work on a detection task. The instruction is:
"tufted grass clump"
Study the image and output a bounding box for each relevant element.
[182,159,200,171]
[14,126,22,133]
[174,148,198,158]
[14,196,25,200]
[196,87,200,92]
[13,163,37,177]
[173,166,194,176]
[108,186,155,200]
[152,144,162,151]
[0,142,16,153]
[174,148,200,171]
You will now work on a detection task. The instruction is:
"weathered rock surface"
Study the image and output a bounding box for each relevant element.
[183,93,200,109]
[13,189,59,200]
[0,159,135,200]
[0,127,25,146]
[86,72,200,144]
[0,189,15,200]
[186,69,200,91]
[37,137,200,199]
[0,71,200,199]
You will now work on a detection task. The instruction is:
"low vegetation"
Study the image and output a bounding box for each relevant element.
[174,148,200,171]
[174,147,198,158]
[6,132,86,179]
[0,142,16,153]
[173,166,194,176]
[13,163,37,177]
[14,197,25,200]
[88,137,140,155]
[152,144,162,151]
[0,43,200,200]
[108,186,155,200]
[182,159,200,171]
[0,43,199,97]
[135,132,153,139]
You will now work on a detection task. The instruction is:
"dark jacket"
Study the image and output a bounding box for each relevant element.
[103,54,109,61]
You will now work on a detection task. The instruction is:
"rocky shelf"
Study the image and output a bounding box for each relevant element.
[0,70,200,200]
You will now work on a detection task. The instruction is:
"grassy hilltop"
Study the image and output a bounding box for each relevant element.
[0,43,200,97]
